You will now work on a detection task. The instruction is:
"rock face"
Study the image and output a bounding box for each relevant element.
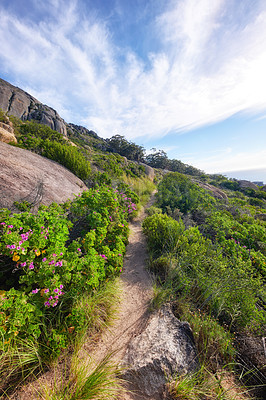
[139,162,155,181]
[123,305,199,396]
[0,121,17,144]
[237,180,259,190]
[0,78,67,136]
[0,142,87,210]
[196,181,228,201]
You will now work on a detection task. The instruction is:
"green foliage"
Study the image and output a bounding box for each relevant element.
[142,213,185,256]
[106,134,145,162]
[40,353,124,400]
[0,184,139,386]
[156,172,215,214]
[145,205,163,216]
[16,121,91,180]
[42,140,91,180]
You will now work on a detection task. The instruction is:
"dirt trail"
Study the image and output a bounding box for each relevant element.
[87,193,156,400]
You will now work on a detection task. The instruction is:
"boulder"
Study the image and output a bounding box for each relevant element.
[0,142,87,210]
[255,214,266,221]
[123,305,199,396]
[237,180,259,190]
[0,121,17,144]
[139,162,155,181]
[0,78,67,136]
[195,181,228,201]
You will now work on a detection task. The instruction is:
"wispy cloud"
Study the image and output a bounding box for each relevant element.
[0,0,266,143]
[186,148,266,174]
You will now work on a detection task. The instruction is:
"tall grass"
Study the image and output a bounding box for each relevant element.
[69,278,121,351]
[0,339,43,395]
[122,175,156,206]
[39,353,125,400]
[168,365,251,400]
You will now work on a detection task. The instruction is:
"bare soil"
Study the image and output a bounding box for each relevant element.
[87,195,157,400]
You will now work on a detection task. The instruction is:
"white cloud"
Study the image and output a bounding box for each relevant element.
[0,0,266,144]
[186,148,266,174]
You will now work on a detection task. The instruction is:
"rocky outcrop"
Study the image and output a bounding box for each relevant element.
[237,180,259,190]
[255,213,266,221]
[0,117,17,144]
[0,78,67,136]
[123,305,199,397]
[68,123,99,139]
[0,142,87,210]
[193,180,228,201]
[139,162,155,181]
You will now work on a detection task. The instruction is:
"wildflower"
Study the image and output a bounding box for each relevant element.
[44,288,49,293]
[32,288,39,294]
[44,301,50,307]
[20,262,26,267]
[42,257,47,262]
[59,284,64,289]
[8,225,13,228]
[77,248,81,252]
[12,254,20,262]
[0,222,6,225]
[52,253,57,257]
[29,263,34,270]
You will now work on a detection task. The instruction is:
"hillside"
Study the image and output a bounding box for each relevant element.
[0,79,265,399]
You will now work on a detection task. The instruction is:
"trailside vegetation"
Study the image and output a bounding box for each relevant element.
[0,185,138,393]
[143,172,266,398]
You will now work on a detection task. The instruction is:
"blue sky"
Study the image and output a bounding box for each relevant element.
[0,0,266,180]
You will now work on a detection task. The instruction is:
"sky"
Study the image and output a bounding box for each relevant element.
[0,0,266,181]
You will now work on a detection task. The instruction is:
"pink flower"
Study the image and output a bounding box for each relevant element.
[32,288,39,294]
[29,263,34,270]
[77,248,81,252]
[42,257,47,262]
[44,288,49,293]
[20,262,26,267]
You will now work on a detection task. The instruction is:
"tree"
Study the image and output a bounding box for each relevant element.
[145,149,169,169]
[106,134,145,162]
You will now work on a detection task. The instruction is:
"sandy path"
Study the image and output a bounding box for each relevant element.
[87,194,157,399]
